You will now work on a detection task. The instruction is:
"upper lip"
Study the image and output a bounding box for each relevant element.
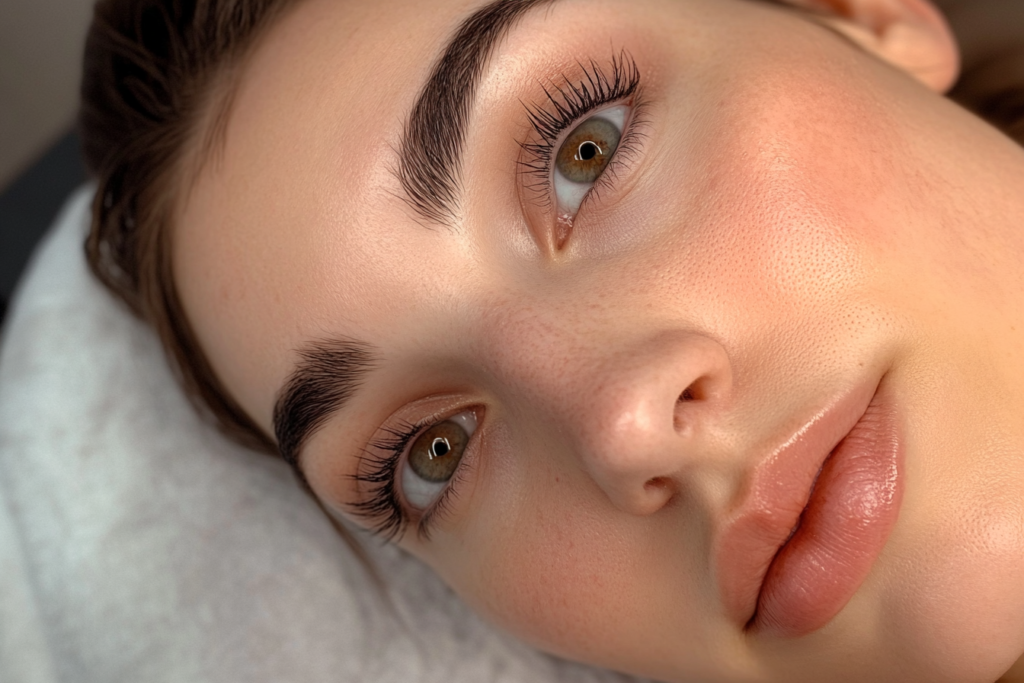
[713,378,879,628]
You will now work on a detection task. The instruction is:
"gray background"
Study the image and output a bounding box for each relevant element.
[0,0,93,325]
[0,0,93,189]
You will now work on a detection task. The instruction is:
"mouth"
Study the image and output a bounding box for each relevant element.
[714,376,904,638]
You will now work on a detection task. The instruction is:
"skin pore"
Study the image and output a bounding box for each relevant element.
[172,0,1024,681]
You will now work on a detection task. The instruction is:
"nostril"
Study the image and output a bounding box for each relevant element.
[643,476,676,508]
[644,476,671,493]
[675,383,701,432]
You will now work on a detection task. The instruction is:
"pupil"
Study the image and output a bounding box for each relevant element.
[578,141,599,161]
[431,437,450,459]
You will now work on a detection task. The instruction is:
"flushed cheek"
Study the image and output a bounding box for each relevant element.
[673,68,906,320]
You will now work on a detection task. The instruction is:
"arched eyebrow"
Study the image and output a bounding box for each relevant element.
[396,0,558,225]
[273,339,377,475]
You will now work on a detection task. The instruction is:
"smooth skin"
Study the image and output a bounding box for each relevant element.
[172,0,1024,680]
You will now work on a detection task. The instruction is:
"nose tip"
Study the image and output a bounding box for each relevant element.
[574,332,732,516]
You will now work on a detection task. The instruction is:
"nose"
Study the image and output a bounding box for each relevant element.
[565,331,733,516]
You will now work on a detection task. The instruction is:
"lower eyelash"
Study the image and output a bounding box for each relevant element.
[413,439,481,540]
[518,50,644,209]
[578,103,649,209]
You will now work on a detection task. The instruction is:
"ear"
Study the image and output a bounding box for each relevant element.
[779,0,961,92]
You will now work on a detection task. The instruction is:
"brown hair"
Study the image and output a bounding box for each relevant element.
[79,0,295,455]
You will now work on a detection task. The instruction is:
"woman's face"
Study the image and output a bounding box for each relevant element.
[173,0,1024,680]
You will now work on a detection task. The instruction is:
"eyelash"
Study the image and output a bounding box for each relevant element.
[349,416,471,541]
[519,50,646,212]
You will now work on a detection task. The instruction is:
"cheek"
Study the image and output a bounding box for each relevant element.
[701,118,862,302]
[422,435,711,676]
[459,462,649,661]
[880,497,1024,683]
[659,66,910,324]
[474,499,635,654]
[880,450,1024,681]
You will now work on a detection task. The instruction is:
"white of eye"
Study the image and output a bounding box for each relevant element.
[553,104,629,219]
[401,411,478,510]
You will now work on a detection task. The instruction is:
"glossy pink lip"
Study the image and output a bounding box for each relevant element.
[714,377,904,637]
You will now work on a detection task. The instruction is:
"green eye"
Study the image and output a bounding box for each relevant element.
[407,420,469,484]
[555,115,622,184]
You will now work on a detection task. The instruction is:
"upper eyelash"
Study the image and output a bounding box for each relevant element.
[348,420,420,541]
[518,50,643,207]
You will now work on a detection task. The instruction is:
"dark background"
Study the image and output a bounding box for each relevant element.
[0,130,88,328]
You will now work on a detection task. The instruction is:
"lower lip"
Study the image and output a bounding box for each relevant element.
[751,389,904,637]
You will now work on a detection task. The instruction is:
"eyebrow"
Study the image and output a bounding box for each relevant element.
[273,339,377,473]
[397,0,558,225]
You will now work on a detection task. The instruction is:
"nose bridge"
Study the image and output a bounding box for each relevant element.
[481,302,733,516]
[477,300,590,406]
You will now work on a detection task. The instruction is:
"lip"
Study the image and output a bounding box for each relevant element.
[714,376,904,637]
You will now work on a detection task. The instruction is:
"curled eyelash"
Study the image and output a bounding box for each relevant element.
[348,420,419,541]
[518,50,645,209]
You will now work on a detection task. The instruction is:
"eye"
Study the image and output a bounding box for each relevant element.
[553,105,627,219]
[401,411,477,510]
